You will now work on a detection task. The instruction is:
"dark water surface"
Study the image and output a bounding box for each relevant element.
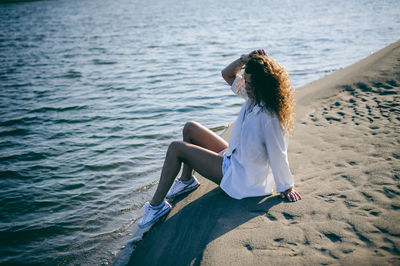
[0,0,399,264]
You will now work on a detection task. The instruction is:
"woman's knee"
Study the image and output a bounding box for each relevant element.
[182,121,201,139]
[167,141,186,157]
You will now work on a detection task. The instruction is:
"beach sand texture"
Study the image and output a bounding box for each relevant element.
[129,41,400,265]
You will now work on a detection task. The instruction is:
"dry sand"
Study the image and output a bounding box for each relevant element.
[128,41,400,265]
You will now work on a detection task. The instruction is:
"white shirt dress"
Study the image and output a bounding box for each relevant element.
[219,71,294,199]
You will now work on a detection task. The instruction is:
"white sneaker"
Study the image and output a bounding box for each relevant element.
[138,201,171,228]
[166,176,200,200]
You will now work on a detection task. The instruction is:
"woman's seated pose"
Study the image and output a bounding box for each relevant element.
[138,49,302,228]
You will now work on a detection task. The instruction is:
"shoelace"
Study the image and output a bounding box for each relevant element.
[171,179,182,193]
[145,204,151,211]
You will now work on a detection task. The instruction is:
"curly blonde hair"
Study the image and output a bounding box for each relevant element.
[245,55,295,134]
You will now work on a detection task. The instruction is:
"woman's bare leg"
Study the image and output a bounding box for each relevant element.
[150,141,224,206]
[181,121,228,181]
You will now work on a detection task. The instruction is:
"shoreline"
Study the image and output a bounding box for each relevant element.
[122,41,400,265]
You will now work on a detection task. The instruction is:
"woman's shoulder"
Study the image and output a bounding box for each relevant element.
[259,109,281,128]
[258,107,276,120]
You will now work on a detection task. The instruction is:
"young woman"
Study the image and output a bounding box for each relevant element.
[138,49,302,228]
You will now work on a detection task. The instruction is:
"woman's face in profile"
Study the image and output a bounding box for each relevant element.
[244,73,254,99]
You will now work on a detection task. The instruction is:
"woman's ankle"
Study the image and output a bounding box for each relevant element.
[180,175,193,183]
[150,199,163,207]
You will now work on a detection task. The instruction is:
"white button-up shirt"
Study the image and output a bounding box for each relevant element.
[220,71,294,199]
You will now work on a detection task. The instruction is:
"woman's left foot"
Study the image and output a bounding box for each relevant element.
[138,201,171,228]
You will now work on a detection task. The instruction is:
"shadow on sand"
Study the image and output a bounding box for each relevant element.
[128,186,284,266]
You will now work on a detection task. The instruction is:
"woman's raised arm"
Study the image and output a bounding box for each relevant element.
[221,55,248,86]
[221,49,267,86]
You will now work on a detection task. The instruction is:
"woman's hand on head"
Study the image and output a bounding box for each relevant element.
[280,187,302,202]
[251,49,267,56]
[241,49,267,64]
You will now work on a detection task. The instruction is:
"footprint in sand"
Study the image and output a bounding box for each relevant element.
[323,232,342,243]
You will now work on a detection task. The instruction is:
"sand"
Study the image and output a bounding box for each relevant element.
[127,41,400,265]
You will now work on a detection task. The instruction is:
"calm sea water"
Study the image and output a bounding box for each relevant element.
[0,0,399,264]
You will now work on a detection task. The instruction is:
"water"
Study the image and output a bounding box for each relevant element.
[0,0,399,264]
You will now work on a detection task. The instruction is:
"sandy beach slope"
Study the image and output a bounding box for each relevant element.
[128,41,400,265]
